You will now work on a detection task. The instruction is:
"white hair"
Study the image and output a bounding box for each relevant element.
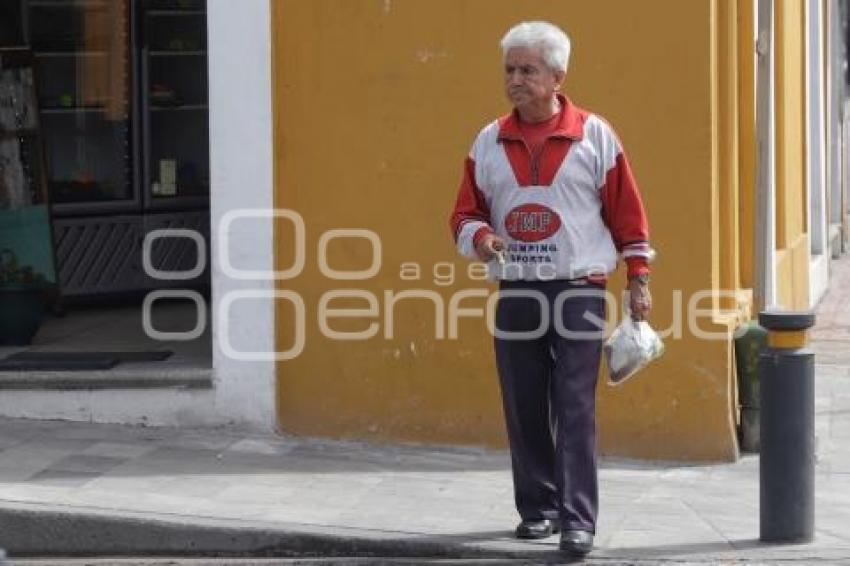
[500,21,571,73]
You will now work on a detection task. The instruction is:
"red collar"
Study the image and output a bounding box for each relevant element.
[497,94,585,142]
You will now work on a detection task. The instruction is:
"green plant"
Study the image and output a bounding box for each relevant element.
[0,248,47,287]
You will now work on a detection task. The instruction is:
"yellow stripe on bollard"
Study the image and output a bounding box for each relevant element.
[767,330,809,349]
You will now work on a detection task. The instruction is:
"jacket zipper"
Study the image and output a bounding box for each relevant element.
[531,150,540,185]
[530,141,546,185]
[519,138,548,186]
[514,135,550,186]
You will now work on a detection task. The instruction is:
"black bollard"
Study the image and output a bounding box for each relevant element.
[758,310,816,543]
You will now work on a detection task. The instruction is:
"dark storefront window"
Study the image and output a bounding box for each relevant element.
[1,0,210,297]
[0,2,24,47]
[28,0,133,205]
[142,2,209,208]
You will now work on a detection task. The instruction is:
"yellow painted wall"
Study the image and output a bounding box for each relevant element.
[737,0,756,291]
[775,0,810,309]
[776,235,811,309]
[272,0,739,460]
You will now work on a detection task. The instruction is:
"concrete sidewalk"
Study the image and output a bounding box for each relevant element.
[1,261,850,563]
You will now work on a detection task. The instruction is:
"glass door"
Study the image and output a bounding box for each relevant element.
[140,0,209,211]
[26,0,136,215]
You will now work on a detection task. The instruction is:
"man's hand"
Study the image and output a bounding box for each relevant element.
[475,233,506,262]
[628,278,652,321]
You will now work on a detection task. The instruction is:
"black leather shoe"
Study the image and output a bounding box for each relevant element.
[560,529,594,556]
[515,519,559,539]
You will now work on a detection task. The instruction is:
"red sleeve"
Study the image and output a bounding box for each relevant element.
[600,152,651,278]
[449,156,493,247]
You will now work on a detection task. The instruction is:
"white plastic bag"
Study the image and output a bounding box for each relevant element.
[603,318,665,386]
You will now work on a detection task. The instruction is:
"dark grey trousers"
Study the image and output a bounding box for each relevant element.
[494,279,605,533]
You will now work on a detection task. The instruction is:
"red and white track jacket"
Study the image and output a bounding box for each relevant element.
[449,95,652,282]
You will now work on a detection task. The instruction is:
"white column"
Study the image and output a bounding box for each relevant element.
[807,0,830,305]
[208,0,277,431]
[839,98,850,253]
[826,0,844,258]
[755,0,777,310]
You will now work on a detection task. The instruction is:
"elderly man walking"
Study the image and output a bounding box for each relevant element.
[449,21,652,557]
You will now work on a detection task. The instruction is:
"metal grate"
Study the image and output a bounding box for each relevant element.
[142,211,210,289]
[52,212,209,297]
[53,216,145,296]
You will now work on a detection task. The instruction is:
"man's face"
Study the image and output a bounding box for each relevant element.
[504,47,563,110]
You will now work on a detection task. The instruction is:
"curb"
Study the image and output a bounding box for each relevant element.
[0,501,551,560]
[2,500,849,563]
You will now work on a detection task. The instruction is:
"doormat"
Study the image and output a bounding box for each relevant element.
[0,350,173,371]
